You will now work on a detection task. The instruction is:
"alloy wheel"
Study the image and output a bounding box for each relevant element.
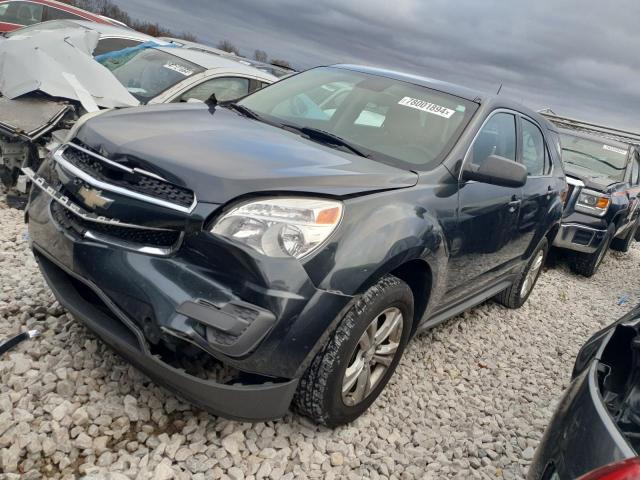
[341,307,404,406]
[520,249,544,297]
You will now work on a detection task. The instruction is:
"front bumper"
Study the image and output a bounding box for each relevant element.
[552,222,608,254]
[26,158,354,420]
[35,250,298,421]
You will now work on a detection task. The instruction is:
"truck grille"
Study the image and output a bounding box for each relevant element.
[63,142,195,209]
[51,201,181,248]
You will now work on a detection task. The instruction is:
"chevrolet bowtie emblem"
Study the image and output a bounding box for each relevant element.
[77,186,114,209]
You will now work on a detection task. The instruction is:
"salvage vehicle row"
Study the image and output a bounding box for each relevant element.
[0,20,277,204]
[543,112,640,277]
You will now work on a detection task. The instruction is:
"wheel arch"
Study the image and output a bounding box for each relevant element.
[352,253,437,336]
[389,259,433,335]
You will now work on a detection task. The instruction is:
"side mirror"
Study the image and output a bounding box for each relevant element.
[462,154,527,188]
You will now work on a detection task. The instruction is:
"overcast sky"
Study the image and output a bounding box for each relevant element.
[113,0,640,131]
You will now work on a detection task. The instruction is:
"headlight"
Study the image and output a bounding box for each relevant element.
[211,198,343,259]
[575,189,610,217]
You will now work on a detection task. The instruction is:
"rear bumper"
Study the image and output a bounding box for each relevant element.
[527,361,634,480]
[35,248,299,422]
[552,222,607,253]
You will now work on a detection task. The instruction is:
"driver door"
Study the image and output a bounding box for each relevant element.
[445,111,524,301]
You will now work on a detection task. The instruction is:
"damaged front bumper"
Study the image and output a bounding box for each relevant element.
[35,250,298,421]
[26,156,353,420]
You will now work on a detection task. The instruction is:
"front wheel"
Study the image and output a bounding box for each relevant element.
[569,225,614,277]
[495,237,548,309]
[611,221,639,253]
[293,275,413,427]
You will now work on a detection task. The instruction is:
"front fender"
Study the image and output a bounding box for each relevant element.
[303,184,451,301]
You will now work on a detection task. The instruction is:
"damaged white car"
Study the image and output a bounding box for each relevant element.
[0,20,277,205]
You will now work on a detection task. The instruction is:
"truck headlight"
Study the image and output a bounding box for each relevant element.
[211,198,343,259]
[575,189,610,217]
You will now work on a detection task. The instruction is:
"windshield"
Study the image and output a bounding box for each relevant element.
[560,133,628,182]
[238,67,477,170]
[96,47,204,103]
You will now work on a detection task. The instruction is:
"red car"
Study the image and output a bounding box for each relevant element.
[0,0,123,32]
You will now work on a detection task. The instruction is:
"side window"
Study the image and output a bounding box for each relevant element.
[1,1,44,25]
[177,77,250,103]
[469,112,516,168]
[247,79,270,94]
[94,38,143,57]
[43,5,84,21]
[521,119,546,176]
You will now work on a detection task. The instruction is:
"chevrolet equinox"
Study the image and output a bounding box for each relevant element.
[25,65,566,426]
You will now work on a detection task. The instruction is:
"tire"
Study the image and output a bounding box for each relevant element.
[495,238,548,309]
[611,221,639,253]
[293,275,413,427]
[568,226,614,277]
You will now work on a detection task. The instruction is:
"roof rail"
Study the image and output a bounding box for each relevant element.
[539,109,640,146]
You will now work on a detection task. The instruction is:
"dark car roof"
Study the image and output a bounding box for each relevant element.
[334,64,555,131]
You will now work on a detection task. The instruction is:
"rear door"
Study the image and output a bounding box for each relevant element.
[446,111,523,299]
[512,116,557,256]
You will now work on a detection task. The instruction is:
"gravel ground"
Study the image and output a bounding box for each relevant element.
[1,195,639,480]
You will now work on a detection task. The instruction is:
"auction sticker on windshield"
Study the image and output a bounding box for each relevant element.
[603,144,627,156]
[163,63,194,76]
[398,97,455,118]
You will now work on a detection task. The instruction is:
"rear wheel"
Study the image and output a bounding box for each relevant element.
[293,275,413,427]
[611,221,639,253]
[569,225,614,277]
[495,238,548,309]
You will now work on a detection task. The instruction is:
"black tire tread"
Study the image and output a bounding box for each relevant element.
[293,275,410,426]
[611,222,638,253]
[569,227,614,277]
[495,238,548,309]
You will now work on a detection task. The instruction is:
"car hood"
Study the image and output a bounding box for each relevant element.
[0,26,139,109]
[75,103,419,204]
[564,164,621,192]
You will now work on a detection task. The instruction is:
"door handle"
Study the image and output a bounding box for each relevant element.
[508,199,521,213]
[546,186,553,200]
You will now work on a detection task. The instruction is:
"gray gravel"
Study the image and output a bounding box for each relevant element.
[1,194,639,480]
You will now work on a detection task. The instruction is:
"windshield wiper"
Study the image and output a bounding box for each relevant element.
[563,148,626,171]
[224,102,261,120]
[282,125,369,158]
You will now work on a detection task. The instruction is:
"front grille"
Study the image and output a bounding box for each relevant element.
[51,201,181,248]
[63,143,195,209]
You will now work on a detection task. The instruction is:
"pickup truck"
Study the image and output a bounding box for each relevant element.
[542,113,640,277]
